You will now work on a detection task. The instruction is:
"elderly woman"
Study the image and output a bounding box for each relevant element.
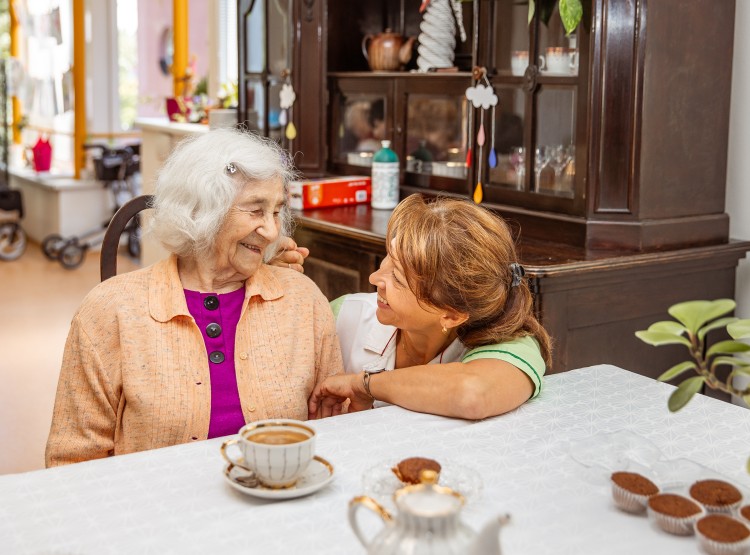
[308,194,551,420]
[46,129,343,467]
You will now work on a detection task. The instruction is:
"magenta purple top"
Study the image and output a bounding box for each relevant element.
[184,287,247,439]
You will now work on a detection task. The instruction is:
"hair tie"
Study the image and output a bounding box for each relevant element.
[225,162,237,174]
[509,262,525,288]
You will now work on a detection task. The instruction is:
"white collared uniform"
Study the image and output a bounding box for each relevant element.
[331,293,546,398]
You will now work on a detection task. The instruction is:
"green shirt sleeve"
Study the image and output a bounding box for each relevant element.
[461,335,546,398]
[329,295,348,321]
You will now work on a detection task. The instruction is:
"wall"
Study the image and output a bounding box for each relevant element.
[728,1,750,320]
[136,0,209,118]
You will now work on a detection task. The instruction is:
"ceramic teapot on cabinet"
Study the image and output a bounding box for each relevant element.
[348,470,509,555]
[361,29,416,71]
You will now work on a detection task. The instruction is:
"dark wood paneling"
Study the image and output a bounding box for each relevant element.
[592,0,638,213]
[638,0,735,219]
[292,0,326,174]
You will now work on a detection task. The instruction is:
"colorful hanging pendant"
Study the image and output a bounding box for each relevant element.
[465,72,498,204]
[489,104,498,169]
[279,82,297,141]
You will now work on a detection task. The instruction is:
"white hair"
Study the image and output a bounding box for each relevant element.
[148,128,297,261]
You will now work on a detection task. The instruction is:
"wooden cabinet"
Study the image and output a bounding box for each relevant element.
[309,0,735,252]
[239,1,749,385]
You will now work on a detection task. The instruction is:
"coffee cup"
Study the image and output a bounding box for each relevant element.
[511,50,528,76]
[220,419,316,488]
[545,47,571,74]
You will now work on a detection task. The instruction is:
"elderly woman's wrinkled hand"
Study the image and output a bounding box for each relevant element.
[308,373,373,419]
[269,236,310,273]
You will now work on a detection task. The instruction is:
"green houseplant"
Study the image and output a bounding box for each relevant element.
[635,299,750,410]
[635,299,750,471]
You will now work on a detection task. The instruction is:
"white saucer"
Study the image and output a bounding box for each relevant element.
[224,455,334,500]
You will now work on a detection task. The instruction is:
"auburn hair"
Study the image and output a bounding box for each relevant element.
[386,194,552,365]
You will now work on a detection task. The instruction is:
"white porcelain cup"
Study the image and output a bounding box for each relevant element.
[220,419,316,488]
[511,50,529,76]
[545,47,570,74]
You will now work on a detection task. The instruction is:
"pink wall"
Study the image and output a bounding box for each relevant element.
[136,0,210,117]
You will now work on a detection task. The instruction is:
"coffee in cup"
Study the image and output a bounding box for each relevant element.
[221,419,316,488]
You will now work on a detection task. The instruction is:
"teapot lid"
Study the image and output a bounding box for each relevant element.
[394,470,465,516]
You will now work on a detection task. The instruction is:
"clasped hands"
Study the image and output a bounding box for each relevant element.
[308,372,375,419]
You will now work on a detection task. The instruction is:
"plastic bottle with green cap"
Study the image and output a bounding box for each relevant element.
[371,140,399,209]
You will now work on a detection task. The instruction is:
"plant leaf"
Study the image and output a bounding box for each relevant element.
[698,317,738,341]
[728,319,750,340]
[635,330,692,348]
[537,0,556,25]
[648,321,688,336]
[706,340,750,357]
[668,299,735,334]
[731,365,750,377]
[528,0,535,24]
[712,355,750,368]
[668,376,705,412]
[657,361,697,382]
[559,0,583,35]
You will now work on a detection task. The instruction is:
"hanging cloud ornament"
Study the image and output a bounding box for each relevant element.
[465,84,498,110]
[279,83,296,110]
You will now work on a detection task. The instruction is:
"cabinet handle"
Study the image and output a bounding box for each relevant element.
[395,125,403,135]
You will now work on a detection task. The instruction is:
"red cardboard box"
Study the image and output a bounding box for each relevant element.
[289,175,371,210]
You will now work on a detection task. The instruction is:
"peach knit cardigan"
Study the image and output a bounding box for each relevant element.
[46,255,344,467]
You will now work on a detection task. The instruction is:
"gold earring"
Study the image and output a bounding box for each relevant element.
[442,325,448,335]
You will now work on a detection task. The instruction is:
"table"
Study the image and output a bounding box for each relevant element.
[1,364,748,554]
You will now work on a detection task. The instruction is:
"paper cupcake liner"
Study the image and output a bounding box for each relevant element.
[611,481,652,514]
[698,500,744,515]
[648,505,705,536]
[695,530,750,555]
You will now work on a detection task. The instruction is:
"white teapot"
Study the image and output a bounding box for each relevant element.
[348,470,509,555]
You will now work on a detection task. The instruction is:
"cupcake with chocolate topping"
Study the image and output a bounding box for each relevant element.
[695,514,750,555]
[610,471,660,513]
[739,505,750,526]
[690,480,743,514]
[392,457,442,485]
[647,493,705,535]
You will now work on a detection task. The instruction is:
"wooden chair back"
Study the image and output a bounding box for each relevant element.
[100,194,153,281]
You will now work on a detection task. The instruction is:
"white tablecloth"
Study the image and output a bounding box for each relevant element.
[1,364,748,554]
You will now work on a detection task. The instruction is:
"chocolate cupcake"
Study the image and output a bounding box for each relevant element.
[739,505,750,526]
[695,514,750,555]
[647,493,705,535]
[392,457,441,485]
[690,480,743,514]
[610,471,660,513]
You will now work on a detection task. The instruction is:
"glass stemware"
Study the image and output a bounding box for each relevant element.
[549,144,574,189]
[534,146,551,191]
[510,146,526,189]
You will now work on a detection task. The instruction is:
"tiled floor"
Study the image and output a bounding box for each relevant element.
[0,242,139,475]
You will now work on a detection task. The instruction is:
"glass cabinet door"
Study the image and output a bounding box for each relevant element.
[329,79,391,171]
[239,0,290,143]
[405,94,467,180]
[483,1,587,212]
